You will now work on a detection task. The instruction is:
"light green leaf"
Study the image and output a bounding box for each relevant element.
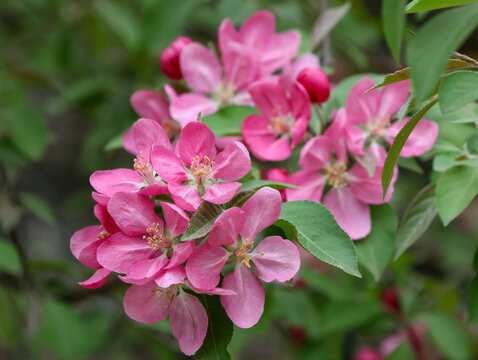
[407,3,478,103]
[196,295,233,360]
[382,0,407,62]
[181,202,223,241]
[20,193,56,223]
[467,277,478,323]
[382,98,438,197]
[439,71,478,114]
[239,179,299,191]
[104,131,126,152]
[277,201,361,277]
[395,184,438,259]
[201,106,259,138]
[0,238,21,275]
[423,312,472,360]
[0,285,23,349]
[406,0,478,13]
[436,165,478,225]
[357,205,397,281]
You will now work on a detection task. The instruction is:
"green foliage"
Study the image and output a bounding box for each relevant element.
[406,0,478,13]
[439,71,478,114]
[20,193,56,223]
[382,0,406,62]
[0,285,23,349]
[239,179,299,191]
[277,201,361,277]
[467,277,478,323]
[0,238,22,275]
[201,106,259,138]
[181,202,223,241]
[357,205,398,281]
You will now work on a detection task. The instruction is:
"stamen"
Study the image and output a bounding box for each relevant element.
[97,225,109,240]
[216,80,236,106]
[134,152,156,185]
[190,155,215,185]
[144,223,171,249]
[369,114,391,137]
[236,241,254,268]
[268,116,290,134]
[327,162,348,188]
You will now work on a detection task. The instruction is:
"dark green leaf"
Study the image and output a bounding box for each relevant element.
[406,0,478,13]
[277,201,361,277]
[382,0,407,62]
[201,106,259,138]
[196,295,233,360]
[181,202,223,241]
[407,3,478,102]
[395,184,438,259]
[20,193,56,223]
[436,165,478,225]
[382,98,437,197]
[439,71,478,114]
[240,179,299,191]
[467,277,478,323]
[0,285,23,349]
[0,238,21,275]
[357,205,398,281]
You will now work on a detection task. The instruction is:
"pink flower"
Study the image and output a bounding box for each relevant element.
[241,80,311,161]
[285,110,396,239]
[218,10,301,75]
[186,187,301,328]
[297,68,330,103]
[344,78,438,158]
[279,52,320,93]
[124,282,207,355]
[151,122,251,211]
[169,42,261,126]
[160,36,193,80]
[352,346,383,360]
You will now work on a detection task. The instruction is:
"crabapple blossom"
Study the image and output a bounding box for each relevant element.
[297,67,330,103]
[159,36,193,80]
[279,52,320,93]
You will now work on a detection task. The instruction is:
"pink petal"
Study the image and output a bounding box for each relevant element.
[130,90,170,122]
[137,182,169,196]
[385,117,438,157]
[279,52,320,92]
[151,146,189,185]
[123,282,170,323]
[120,256,168,285]
[299,136,331,170]
[261,30,301,73]
[290,81,311,126]
[212,141,251,181]
[78,239,104,269]
[378,80,410,117]
[348,162,395,204]
[218,18,239,54]
[160,202,189,238]
[170,93,218,128]
[252,236,300,282]
[186,243,229,290]
[186,280,237,296]
[220,264,265,328]
[178,122,217,167]
[208,207,245,246]
[90,169,142,197]
[240,186,282,242]
[291,116,309,149]
[202,182,242,204]
[249,81,290,118]
[79,268,111,289]
[239,11,275,48]
[107,192,161,236]
[323,188,371,240]
[97,233,156,274]
[92,192,109,205]
[170,290,208,356]
[154,266,186,288]
[346,77,380,125]
[285,170,325,203]
[70,225,102,261]
[168,184,202,212]
[180,43,222,94]
[223,43,260,90]
[123,127,136,154]
[94,204,120,234]
[132,118,171,161]
[166,240,195,269]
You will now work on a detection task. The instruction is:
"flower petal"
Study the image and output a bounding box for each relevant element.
[378,80,410,117]
[261,30,300,73]
[94,204,120,234]
[168,184,202,212]
[151,146,189,185]
[223,42,260,90]
[160,202,189,238]
[208,207,245,246]
[70,225,102,261]
[279,52,320,92]
[285,170,325,203]
[130,90,170,122]
[239,10,275,47]
[166,240,195,269]
[249,81,290,118]
[154,266,186,288]
[178,122,217,167]
[345,77,380,125]
[132,118,171,161]
[202,182,242,204]
[120,256,168,285]
[220,264,265,328]
[218,18,239,54]
[290,81,311,123]
[170,93,218,128]
[212,141,251,181]
[90,169,142,197]
[186,243,229,290]
[251,236,300,282]
[123,282,170,323]
[79,268,111,289]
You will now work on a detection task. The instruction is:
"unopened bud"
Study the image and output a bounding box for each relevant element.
[381,287,401,314]
[297,68,330,103]
[160,36,193,80]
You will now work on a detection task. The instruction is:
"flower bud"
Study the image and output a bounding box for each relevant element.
[160,36,193,80]
[381,287,401,314]
[352,347,382,360]
[297,68,330,103]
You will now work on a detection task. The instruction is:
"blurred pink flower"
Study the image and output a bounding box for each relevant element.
[160,36,193,80]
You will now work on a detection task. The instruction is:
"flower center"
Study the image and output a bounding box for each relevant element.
[327,162,348,188]
[369,114,391,138]
[235,241,254,268]
[97,225,109,240]
[152,285,177,308]
[134,152,156,185]
[190,155,214,185]
[268,116,290,135]
[216,80,236,107]
[162,118,180,138]
[144,223,171,249]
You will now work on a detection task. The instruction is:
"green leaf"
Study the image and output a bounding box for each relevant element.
[0,238,21,275]
[382,0,407,62]
[277,201,361,277]
[0,284,23,349]
[436,165,478,225]
[299,268,352,300]
[19,193,56,223]
[357,205,398,281]
[382,98,438,197]
[467,276,478,323]
[239,179,299,191]
[439,71,478,114]
[196,295,233,360]
[201,106,259,138]
[385,342,415,360]
[181,202,223,241]
[406,0,478,13]
[407,3,478,102]
[104,131,126,152]
[398,157,423,174]
[395,184,438,259]
[423,312,472,360]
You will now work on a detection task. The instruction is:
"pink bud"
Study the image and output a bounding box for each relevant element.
[160,36,193,80]
[297,68,330,103]
[381,287,401,314]
[352,346,383,360]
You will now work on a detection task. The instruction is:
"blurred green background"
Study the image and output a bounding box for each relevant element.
[1,0,478,359]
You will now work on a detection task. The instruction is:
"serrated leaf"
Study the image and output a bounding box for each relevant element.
[196,295,233,360]
[382,0,406,62]
[467,277,478,323]
[0,238,21,275]
[277,201,361,277]
[436,165,478,225]
[19,193,56,223]
[407,3,478,103]
[382,98,438,197]
[406,0,478,13]
[439,71,478,114]
[357,205,397,281]
[240,179,299,191]
[310,2,351,49]
[201,106,259,138]
[395,184,438,259]
[181,202,223,241]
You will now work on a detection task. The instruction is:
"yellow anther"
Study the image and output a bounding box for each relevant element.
[190,155,214,184]
[327,162,348,188]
